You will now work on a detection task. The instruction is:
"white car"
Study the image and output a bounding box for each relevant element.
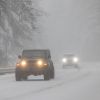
[62,54,79,68]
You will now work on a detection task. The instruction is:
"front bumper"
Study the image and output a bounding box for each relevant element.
[62,63,78,68]
[16,65,48,75]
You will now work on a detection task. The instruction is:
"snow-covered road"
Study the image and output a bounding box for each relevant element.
[0,63,100,100]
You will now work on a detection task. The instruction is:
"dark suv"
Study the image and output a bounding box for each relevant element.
[15,49,55,81]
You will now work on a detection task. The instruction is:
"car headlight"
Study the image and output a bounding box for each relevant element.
[37,60,43,66]
[37,60,48,68]
[21,60,27,67]
[62,58,67,63]
[73,57,78,63]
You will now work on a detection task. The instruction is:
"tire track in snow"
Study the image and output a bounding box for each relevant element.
[3,68,90,100]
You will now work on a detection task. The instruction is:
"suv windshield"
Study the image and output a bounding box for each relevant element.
[22,50,49,58]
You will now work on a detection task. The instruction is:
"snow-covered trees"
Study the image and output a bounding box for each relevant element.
[0,0,41,66]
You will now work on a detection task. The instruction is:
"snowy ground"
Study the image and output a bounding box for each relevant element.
[0,63,100,100]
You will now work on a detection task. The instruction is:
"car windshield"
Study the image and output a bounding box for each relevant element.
[22,50,48,58]
[64,54,75,58]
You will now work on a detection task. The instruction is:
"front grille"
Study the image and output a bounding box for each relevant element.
[27,60,37,66]
[28,60,36,63]
[68,60,73,63]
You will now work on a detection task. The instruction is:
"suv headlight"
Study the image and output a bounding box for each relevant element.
[73,57,78,63]
[21,60,27,67]
[37,60,48,68]
[37,60,43,66]
[16,60,27,68]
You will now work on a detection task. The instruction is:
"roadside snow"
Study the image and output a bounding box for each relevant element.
[0,63,100,100]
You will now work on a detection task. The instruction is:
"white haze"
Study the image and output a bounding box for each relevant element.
[40,0,100,62]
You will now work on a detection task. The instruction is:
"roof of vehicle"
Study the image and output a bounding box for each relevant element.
[23,49,50,51]
[22,49,50,53]
[22,49,51,57]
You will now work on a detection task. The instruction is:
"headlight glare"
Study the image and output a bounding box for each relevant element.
[62,58,67,63]
[21,60,27,67]
[37,60,43,66]
[73,57,78,63]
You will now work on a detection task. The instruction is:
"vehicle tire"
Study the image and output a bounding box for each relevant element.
[22,76,27,80]
[50,66,55,79]
[44,69,50,80]
[15,69,22,81]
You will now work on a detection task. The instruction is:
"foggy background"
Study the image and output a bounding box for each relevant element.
[40,0,100,62]
[0,0,100,66]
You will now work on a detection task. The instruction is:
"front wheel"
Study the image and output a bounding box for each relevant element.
[22,76,27,80]
[15,69,22,81]
[44,69,50,80]
[50,66,55,79]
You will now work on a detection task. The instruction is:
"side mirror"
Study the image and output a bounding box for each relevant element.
[48,55,51,59]
[18,55,21,59]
